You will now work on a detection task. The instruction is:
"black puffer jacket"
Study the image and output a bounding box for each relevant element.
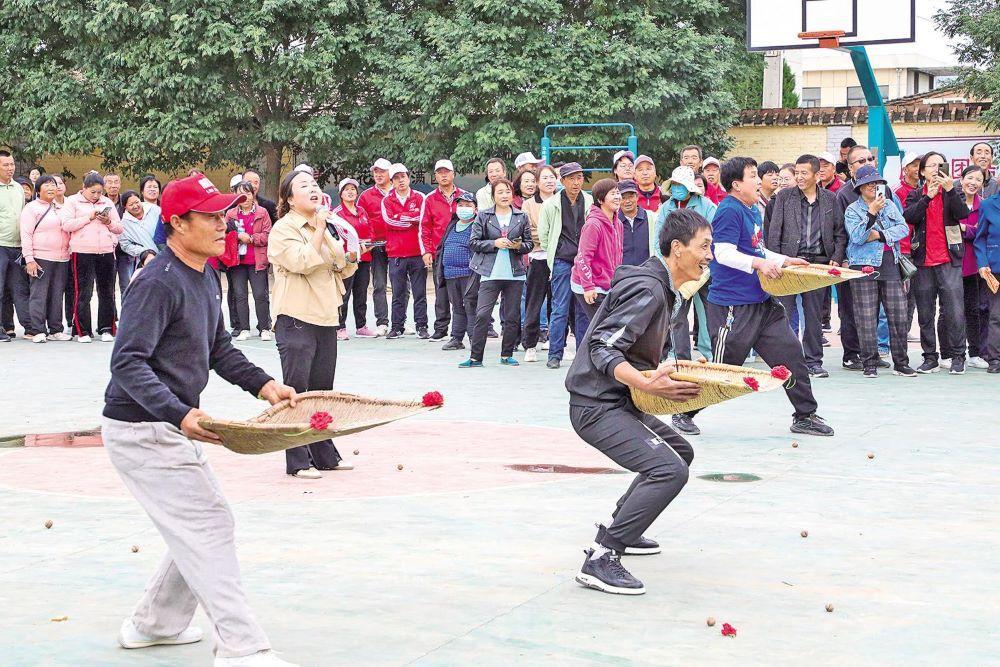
[566,256,680,407]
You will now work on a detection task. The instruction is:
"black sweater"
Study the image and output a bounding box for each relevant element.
[565,257,679,407]
[103,246,273,427]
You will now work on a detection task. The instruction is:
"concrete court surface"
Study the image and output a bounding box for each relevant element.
[1,301,998,666]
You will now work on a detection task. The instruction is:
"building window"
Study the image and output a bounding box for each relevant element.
[847,85,889,106]
[802,87,821,108]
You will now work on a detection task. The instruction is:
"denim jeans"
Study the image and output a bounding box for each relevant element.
[548,258,589,361]
[877,305,889,353]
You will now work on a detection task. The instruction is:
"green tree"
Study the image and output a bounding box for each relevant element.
[728,53,800,109]
[1,0,755,193]
[937,0,1000,129]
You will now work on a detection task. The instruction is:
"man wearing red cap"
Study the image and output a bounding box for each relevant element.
[357,158,394,335]
[102,174,299,666]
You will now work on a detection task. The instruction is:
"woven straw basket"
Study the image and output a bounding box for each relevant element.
[629,361,786,415]
[199,391,439,455]
[757,263,867,296]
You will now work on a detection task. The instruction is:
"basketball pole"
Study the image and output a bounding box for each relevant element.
[845,46,901,175]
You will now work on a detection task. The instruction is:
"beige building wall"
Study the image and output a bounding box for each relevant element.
[800,69,933,107]
[26,153,245,195]
[728,121,989,165]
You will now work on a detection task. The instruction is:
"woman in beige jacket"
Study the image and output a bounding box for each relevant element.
[268,170,357,479]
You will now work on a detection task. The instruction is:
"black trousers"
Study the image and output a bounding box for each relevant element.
[570,402,693,552]
[28,259,68,335]
[963,274,988,358]
[837,283,862,363]
[0,246,30,333]
[777,287,825,368]
[432,252,450,336]
[913,263,966,361]
[689,299,818,420]
[521,258,550,349]
[340,261,371,331]
[575,292,605,322]
[71,251,117,337]
[821,287,832,327]
[369,246,390,327]
[275,315,342,474]
[228,264,271,333]
[851,278,910,369]
[389,255,427,332]
[471,278,522,361]
[445,273,479,341]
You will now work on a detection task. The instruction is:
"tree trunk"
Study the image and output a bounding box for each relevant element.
[262,143,283,202]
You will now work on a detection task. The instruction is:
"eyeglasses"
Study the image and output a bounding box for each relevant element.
[851,156,877,166]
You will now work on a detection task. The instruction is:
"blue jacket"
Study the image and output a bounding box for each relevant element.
[974,195,1000,272]
[653,195,717,257]
[844,197,909,267]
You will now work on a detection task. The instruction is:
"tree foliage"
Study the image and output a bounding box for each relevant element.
[727,53,799,109]
[0,0,756,194]
[937,0,1000,130]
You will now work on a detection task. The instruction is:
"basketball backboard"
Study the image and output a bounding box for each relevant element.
[746,0,916,51]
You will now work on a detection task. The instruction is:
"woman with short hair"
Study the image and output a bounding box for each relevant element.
[332,177,376,339]
[117,190,160,280]
[512,169,537,210]
[225,180,273,341]
[957,165,989,369]
[571,178,624,319]
[19,175,71,342]
[61,171,123,343]
[268,169,357,479]
[520,165,559,360]
[460,179,533,367]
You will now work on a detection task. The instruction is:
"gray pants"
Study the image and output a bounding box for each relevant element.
[28,259,68,335]
[570,403,693,552]
[913,263,966,361]
[102,418,271,658]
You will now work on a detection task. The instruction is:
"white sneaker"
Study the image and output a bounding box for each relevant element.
[77,335,92,343]
[293,467,322,479]
[524,347,537,363]
[563,347,576,361]
[404,325,416,335]
[118,618,203,649]
[376,324,388,337]
[332,462,354,471]
[540,340,550,351]
[969,356,989,369]
[260,330,273,341]
[47,332,72,342]
[31,333,47,344]
[236,330,250,341]
[214,649,299,667]
[101,332,115,343]
[940,358,951,370]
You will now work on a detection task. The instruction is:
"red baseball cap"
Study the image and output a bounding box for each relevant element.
[161,174,246,222]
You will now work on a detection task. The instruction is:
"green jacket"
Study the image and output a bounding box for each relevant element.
[536,191,594,268]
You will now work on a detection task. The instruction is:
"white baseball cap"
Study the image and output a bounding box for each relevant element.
[338,177,360,192]
[635,154,655,168]
[818,152,838,165]
[293,163,315,176]
[388,163,408,180]
[703,157,721,169]
[434,159,455,172]
[514,152,544,170]
[370,158,392,172]
[664,166,698,193]
[612,150,636,166]
[229,174,244,189]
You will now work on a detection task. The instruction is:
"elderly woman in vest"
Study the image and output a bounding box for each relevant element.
[268,169,357,479]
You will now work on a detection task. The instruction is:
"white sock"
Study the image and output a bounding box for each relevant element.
[589,543,610,560]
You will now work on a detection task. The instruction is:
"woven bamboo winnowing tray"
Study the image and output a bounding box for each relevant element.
[629,361,786,415]
[757,263,867,296]
[199,391,440,455]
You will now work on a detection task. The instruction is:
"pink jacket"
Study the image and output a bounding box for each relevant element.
[225,204,272,271]
[20,199,70,262]
[572,206,623,292]
[61,192,123,254]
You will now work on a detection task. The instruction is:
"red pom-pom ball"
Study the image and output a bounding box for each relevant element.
[770,365,791,380]
[828,268,842,276]
[721,622,738,637]
[862,266,875,275]
[310,411,333,431]
[422,391,444,407]
[743,376,760,391]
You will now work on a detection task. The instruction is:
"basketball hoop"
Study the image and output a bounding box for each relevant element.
[797,30,847,49]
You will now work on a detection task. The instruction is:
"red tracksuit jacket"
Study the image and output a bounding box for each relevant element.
[421,187,466,256]
[637,187,662,213]
[381,189,426,258]
[357,185,391,242]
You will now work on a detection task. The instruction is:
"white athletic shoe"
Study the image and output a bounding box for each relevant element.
[47,332,72,341]
[939,358,951,370]
[331,462,354,471]
[969,356,989,369]
[563,347,576,361]
[404,325,416,335]
[31,333,47,344]
[524,347,537,362]
[118,618,203,649]
[101,332,115,343]
[260,330,273,342]
[540,339,550,351]
[236,330,250,341]
[293,467,322,479]
[214,649,299,667]
[77,335,92,343]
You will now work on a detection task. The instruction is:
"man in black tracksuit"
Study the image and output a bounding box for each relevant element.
[566,208,711,596]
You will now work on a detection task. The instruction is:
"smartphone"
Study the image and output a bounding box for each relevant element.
[938,166,949,179]
[875,184,886,199]
[99,206,111,216]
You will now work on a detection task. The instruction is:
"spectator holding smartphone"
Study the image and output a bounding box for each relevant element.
[904,152,970,374]
[61,171,123,343]
[957,166,990,370]
[19,175,71,342]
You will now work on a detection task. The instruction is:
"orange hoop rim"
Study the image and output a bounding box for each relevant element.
[797,30,847,49]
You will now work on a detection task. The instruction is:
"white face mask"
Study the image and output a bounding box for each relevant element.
[456,207,475,221]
